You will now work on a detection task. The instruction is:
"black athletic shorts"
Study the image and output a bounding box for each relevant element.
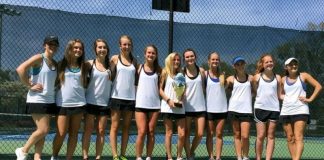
[85,104,110,116]
[161,113,185,120]
[206,112,228,121]
[254,109,279,123]
[228,111,253,122]
[185,111,205,118]
[27,103,58,115]
[279,114,310,124]
[57,106,85,115]
[110,98,135,111]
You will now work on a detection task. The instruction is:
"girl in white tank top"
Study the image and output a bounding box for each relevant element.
[280,57,322,160]
[109,35,137,159]
[135,45,162,160]
[159,52,186,160]
[82,39,112,160]
[16,35,59,160]
[26,53,57,104]
[226,56,253,160]
[110,55,136,100]
[252,54,281,160]
[182,48,206,160]
[52,39,87,160]
[205,52,227,160]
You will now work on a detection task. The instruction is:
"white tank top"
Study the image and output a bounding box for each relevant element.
[56,68,86,107]
[183,70,206,112]
[206,72,228,113]
[254,74,280,111]
[281,76,309,115]
[27,54,57,103]
[160,75,185,114]
[135,66,160,109]
[228,75,252,113]
[111,57,136,100]
[85,62,112,106]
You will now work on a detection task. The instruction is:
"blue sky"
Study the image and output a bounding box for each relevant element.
[1,0,323,30]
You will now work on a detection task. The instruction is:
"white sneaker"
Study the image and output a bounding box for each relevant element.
[176,158,183,160]
[136,157,143,160]
[15,147,27,160]
[145,157,151,160]
[50,156,59,160]
[242,157,249,160]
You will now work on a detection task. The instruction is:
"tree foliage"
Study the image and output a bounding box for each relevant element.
[0,69,28,113]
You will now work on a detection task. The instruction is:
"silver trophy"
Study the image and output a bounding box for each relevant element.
[172,73,186,108]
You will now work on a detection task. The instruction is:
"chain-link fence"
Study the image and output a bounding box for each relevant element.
[0,0,323,159]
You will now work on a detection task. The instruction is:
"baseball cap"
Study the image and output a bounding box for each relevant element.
[43,35,59,46]
[232,56,246,65]
[284,57,298,65]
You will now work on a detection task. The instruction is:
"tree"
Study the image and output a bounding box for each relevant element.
[307,22,318,31]
[320,22,324,31]
[0,69,11,82]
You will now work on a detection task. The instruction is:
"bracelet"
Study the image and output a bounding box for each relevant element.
[166,98,170,103]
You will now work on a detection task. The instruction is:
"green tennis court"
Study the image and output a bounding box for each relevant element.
[1,133,323,159]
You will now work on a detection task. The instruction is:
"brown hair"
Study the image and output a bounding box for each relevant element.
[94,38,110,69]
[57,39,87,88]
[144,44,161,74]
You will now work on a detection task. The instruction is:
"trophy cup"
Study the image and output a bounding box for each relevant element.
[172,73,186,108]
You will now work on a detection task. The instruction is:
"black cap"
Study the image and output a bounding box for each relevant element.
[44,35,59,46]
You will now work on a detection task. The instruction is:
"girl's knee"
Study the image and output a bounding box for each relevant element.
[286,135,295,143]
[97,128,106,137]
[196,132,204,139]
[165,131,173,138]
[37,127,50,136]
[216,133,223,139]
[178,132,185,140]
[241,135,249,141]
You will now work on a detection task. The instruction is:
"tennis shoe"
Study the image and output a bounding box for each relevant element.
[15,147,27,160]
[50,156,59,160]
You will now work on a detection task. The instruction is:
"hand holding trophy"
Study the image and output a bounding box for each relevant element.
[172,73,186,108]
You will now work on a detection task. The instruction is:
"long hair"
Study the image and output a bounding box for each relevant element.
[208,52,225,86]
[94,38,110,69]
[57,39,87,88]
[119,35,134,62]
[164,52,181,78]
[182,48,197,63]
[144,44,161,74]
[255,53,275,74]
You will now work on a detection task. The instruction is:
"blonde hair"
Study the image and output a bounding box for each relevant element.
[208,52,225,86]
[164,52,181,78]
